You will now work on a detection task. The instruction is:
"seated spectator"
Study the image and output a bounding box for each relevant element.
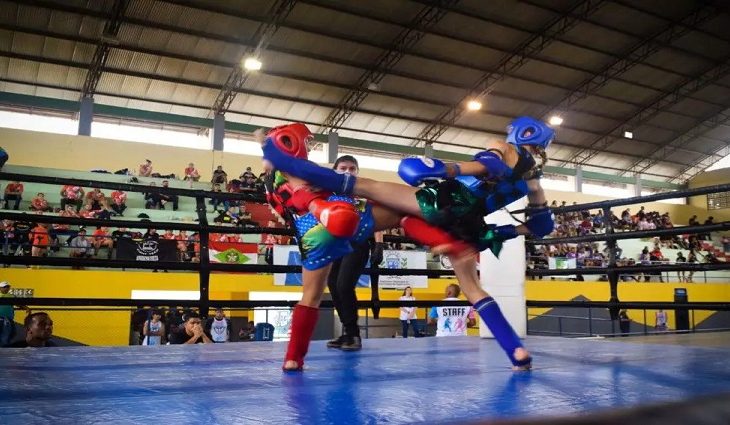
[30,223,50,258]
[6,312,55,348]
[241,175,257,191]
[168,312,212,344]
[214,205,240,225]
[162,229,176,240]
[69,228,92,262]
[79,204,98,219]
[211,165,228,185]
[188,233,200,263]
[262,220,281,265]
[159,180,178,211]
[3,180,23,210]
[209,183,224,211]
[139,159,153,177]
[637,217,655,231]
[30,193,53,212]
[53,205,78,234]
[84,188,107,211]
[238,320,256,341]
[688,215,699,226]
[60,185,84,212]
[240,167,256,182]
[144,182,163,209]
[92,227,113,259]
[176,230,190,261]
[111,227,134,254]
[110,189,127,216]
[143,228,160,240]
[184,162,200,182]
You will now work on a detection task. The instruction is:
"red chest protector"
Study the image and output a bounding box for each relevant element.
[266,180,331,219]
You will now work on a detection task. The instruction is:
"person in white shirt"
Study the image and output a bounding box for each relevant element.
[399,286,419,338]
[205,307,231,343]
[428,284,476,337]
[142,310,165,346]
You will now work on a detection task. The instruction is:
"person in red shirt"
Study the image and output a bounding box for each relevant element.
[184,163,200,182]
[4,181,23,210]
[30,193,53,212]
[162,230,176,240]
[54,205,78,232]
[60,185,84,212]
[85,188,107,211]
[110,190,127,216]
[139,159,153,177]
[30,223,50,258]
[92,226,114,258]
[79,204,98,219]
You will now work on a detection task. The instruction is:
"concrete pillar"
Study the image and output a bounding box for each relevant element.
[212,113,225,151]
[78,97,94,136]
[425,143,434,157]
[575,166,583,193]
[635,175,642,197]
[328,131,339,164]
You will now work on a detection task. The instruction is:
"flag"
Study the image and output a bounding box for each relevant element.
[209,241,258,264]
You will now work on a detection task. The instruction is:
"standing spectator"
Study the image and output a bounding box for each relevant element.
[240,166,256,181]
[209,183,224,211]
[60,185,84,212]
[142,310,165,346]
[184,162,200,182]
[687,249,698,283]
[159,180,178,211]
[139,159,153,177]
[205,307,231,343]
[110,189,127,216]
[618,309,631,336]
[676,251,686,282]
[261,220,281,265]
[1,281,30,346]
[144,182,162,209]
[655,309,668,332]
[175,230,190,261]
[428,284,476,337]
[688,215,699,226]
[211,165,228,185]
[92,227,113,258]
[399,286,418,338]
[168,312,212,344]
[3,180,23,210]
[30,223,50,258]
[6,312,55,348]
[703,216,715,240]
[30,193,52,212]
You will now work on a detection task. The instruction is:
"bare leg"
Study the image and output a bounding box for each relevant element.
[354,178,424,218]
[299,265,331,307]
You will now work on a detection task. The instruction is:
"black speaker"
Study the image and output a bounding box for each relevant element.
[674,288,690,331]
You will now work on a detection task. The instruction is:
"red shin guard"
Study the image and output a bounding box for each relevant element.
[400,216,474,256]
[283,304,319,371]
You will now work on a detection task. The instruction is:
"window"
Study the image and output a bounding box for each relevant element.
[707,192,730,210]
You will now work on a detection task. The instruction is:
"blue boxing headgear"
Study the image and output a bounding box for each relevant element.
[506,117,554,150]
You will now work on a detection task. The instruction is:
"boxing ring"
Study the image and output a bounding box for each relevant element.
[2,335,730,424]
[3,173,730,423]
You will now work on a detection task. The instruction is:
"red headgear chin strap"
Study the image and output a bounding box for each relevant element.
[267,123,312,160]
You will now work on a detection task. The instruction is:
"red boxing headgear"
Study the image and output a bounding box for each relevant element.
[267,123,312,160]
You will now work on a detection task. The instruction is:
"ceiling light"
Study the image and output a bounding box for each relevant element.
[549,115,563,126]
[243,57,262,71]
[466,100,482,111]
[624,130,633,139]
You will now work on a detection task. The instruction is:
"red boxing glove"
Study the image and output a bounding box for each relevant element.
[310,198,360,238]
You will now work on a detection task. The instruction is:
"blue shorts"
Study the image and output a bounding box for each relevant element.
[293,195,375,271]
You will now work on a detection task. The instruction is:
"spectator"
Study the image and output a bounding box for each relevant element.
[144,182,163,209]
[428,284,475,337]
[92,227,113,259]
[110,189,127,216]
[399,286,418,338]
[3,180,23,210]
[84,188,106,211]
[69,228,92,263]
[139,159,153,177]
[687,249,698,283]
[60,185,84,212]
[209,183,224,211]
[159,180,179,211]
[30,193,52,212]
[238,320,256,341]
[618,310,630,336]
[205,307,231,343]
[30,223,50,258]
[655,309,668,332]
[241,175,257,191]
[6,312,55,348]
[162,229,176,241]
[1,281,30,346]
[703,216,715,241]
[79,204,98,219]
[175,230,190,261]
[53,205,78,234]
[184,162,200,182]
[261,220,280,265]
[168,312,212,344]
[211,165,228,185]
[142,310,165,346]
[240,166,256,181]
[688,215,699,226]
[143,228,160,241]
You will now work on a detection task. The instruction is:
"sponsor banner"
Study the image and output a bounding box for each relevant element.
[209,241,258,264]
[116,239,177,262]
[548,257,577,279]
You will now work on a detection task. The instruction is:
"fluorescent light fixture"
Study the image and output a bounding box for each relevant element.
[243,57,262,71]
[466,100,482,111]
[549,115,563,126]
[624,130,633,139]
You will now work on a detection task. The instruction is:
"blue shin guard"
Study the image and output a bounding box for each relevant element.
[474,297,531,368]
[262,140,356,194]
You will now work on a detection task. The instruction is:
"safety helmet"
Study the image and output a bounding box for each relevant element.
[266,123,313,160]
[506,117,554,150]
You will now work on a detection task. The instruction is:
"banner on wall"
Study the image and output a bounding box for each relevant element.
[116,239,176,262]
[209,241,258,264]
[548,257,577,279]
[272,245,427,288]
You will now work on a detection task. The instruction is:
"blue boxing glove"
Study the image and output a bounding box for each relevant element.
[398,157,450,187]
[456,175,487,197]
[493,224,519,241]
[525,206,555,238]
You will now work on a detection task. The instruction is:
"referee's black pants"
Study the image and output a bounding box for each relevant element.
[327,241,370,337]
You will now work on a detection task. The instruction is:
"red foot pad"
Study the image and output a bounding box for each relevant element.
[400,216,474,256]
[310,198,360,238]
[283,304,319,371]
